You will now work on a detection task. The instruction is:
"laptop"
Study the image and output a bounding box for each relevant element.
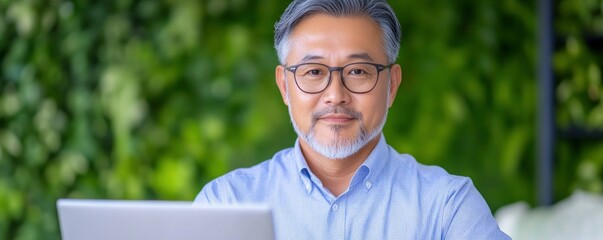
[57,199,275,240]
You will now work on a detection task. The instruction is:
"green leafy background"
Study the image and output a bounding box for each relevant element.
[0,0,601,239]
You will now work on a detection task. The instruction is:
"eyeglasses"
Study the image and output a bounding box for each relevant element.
[284,62,392,94]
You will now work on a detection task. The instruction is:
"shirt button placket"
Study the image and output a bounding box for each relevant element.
[326,198,345,240]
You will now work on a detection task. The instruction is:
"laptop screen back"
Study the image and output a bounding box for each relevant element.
[57,199,274,240]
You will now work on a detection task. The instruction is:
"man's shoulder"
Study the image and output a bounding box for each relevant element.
[388,152,508,239]
[388,149,472,191]
[215,147,295,184]
[194,147,296,204]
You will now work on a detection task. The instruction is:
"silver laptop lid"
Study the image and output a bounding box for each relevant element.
[57,199,274,240]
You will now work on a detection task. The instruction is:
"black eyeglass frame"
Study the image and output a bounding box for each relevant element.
[283,62,392,94]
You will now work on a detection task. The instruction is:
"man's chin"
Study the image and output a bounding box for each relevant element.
[308,136,365,160]
[314,135,357,146]
[320,122,356,131]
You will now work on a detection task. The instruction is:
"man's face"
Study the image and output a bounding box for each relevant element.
[275,14,401,159]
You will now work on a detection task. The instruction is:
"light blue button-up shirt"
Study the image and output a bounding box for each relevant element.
[194,136,510,239]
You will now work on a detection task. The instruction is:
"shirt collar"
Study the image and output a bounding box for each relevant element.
[293,140,315,193]
[293,135,390,194]
[357,134,389,192]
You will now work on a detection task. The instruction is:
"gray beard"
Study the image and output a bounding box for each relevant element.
[287,99,387,160]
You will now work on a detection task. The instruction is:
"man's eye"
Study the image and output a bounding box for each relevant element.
[306,69,322,75]
[350,69,366,75]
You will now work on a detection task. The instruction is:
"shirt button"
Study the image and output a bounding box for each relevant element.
[332,204,339,211]
[365,181,372,189]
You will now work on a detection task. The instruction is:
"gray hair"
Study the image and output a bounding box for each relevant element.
[274,0,401,65]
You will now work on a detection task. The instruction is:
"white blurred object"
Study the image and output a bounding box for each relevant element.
[495,191,603,240]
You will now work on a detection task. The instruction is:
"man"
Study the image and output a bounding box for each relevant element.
[195,0,510,239]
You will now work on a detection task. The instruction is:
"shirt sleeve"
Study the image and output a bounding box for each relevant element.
[193,178,228,205]
[442,178,511,240]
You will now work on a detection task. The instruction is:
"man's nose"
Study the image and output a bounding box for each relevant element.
[321,71,351,105]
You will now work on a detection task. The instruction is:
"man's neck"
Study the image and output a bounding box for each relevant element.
[299,135,381,197]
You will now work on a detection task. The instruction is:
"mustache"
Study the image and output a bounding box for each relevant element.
[311,106,363,122]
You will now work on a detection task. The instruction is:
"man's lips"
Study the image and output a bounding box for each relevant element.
[318,114,356,123]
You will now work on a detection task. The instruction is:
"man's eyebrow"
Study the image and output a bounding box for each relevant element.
[300,55,324,63]
[348,53,374,62]
[298,53,374,63]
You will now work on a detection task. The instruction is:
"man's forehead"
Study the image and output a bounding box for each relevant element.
[286,14,386,64]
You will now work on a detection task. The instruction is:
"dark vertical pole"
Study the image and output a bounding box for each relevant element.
[538,0,554,206]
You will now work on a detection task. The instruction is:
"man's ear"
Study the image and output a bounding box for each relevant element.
[387,64,402,108]
[275,65,289,106]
